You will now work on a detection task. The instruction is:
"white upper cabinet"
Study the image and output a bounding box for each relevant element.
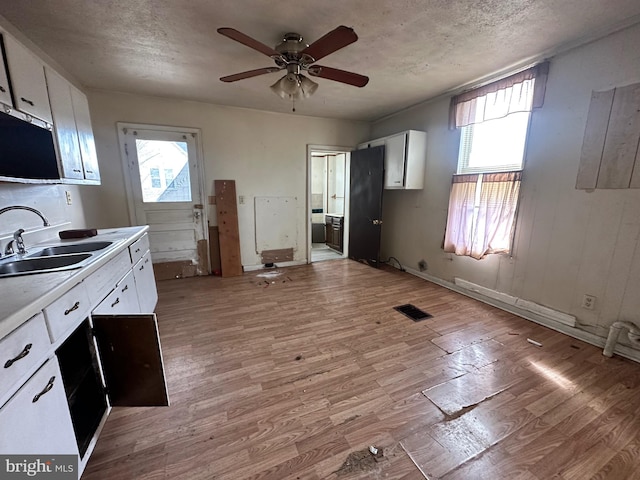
[0,37,13,107]
[358,130,427,190]
[70,86,100,181]
[45,67,84,180]
[2,34,52,124]
[45,67,101,183]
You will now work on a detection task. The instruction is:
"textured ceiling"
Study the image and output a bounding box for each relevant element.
[0,1,639,121]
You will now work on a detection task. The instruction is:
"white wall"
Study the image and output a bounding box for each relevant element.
[372,22,640,347]
[85,91,370,267]
[0,183,90,244]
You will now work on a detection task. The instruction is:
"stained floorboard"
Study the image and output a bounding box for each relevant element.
[83,260,640,479]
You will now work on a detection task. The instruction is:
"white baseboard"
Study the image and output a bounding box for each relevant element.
[402,266,640,364]
[454,278,576,327]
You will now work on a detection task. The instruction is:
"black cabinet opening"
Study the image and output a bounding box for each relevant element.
[56,320,107,457]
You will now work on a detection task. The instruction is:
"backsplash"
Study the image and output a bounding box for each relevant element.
[0,183,69,240]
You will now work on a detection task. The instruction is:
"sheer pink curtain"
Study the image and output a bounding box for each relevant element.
[472,171,521,258]
[443,174,478,256]
[448,62,549,130]
[444,172,521,259]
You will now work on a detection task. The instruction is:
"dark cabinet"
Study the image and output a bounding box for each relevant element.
[56,315,169,459]
[325,215,344,253]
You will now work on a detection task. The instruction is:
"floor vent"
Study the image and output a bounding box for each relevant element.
[393,304,433,322]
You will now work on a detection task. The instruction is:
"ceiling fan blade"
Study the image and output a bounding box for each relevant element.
[218,28,281,58]
[301,26,358,62]
[220,67,283,82]
[307,65,369,87]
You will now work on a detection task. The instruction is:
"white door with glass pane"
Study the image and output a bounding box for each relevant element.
[119,125,207,273]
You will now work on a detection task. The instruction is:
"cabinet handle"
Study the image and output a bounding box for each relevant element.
[111,297,120,308]
[73,169,82,173]
[135,248,141,253]
[145,258,149,264]
[32,376,55,403]
[86,170,93,174]
[0,85,5,93]
[139,265,144,271]
[20,97,35,106]
[64,301,80,315]
[4,343,32,368]
[121,284,128,293]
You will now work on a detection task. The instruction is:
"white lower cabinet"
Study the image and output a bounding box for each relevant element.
[0,358,79,456]
[93,270,140,315]
[133,251,158,313]
[0,230,166,478]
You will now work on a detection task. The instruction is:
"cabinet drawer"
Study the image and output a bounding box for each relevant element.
[93,270,140,315]
[44,282,91,343]
[129,234,150,265]
[84,249,132,306]
[0,313,51,403]
[0,358,78,456]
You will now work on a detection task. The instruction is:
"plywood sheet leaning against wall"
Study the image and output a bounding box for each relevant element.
[214,180,243,277]
[577,83,640,189]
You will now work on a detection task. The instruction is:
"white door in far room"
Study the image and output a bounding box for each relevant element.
[119,125,207,275]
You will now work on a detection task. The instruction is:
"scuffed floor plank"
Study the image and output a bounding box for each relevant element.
[81,261,640,480]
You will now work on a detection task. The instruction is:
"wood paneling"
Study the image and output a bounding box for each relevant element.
[82,261,640,479]
[576,89,614,189]
[215,179,242,277]
[597,84,640,189]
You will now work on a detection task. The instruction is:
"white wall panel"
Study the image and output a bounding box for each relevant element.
[371,21,640,349]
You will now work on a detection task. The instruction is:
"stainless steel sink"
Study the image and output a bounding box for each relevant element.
[29,241,113,257]
[0,254,92,277]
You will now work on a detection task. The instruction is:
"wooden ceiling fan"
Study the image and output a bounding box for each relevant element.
[217,26,369,102]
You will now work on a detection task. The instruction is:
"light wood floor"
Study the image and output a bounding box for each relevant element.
[83,260,640,479]
[311,243,343,262]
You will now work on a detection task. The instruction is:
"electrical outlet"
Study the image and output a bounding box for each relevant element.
[65,191,72,205]
[582,294,596,310]
[418,259,428,271]
[238,195,245,205]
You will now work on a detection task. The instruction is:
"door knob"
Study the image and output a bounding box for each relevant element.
[193,211,201,219]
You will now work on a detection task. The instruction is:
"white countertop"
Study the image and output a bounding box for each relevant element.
[0,226,148,340]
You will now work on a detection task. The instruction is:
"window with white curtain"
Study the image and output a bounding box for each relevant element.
[443,62,549,259]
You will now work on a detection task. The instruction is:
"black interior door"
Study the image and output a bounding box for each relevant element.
[92,314,169,407]
[349,146,385,267]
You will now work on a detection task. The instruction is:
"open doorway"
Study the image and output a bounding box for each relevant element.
[307,146,350,263]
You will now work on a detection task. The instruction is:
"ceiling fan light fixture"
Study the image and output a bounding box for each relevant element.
[270,73,317,100]
[299,74,318,98]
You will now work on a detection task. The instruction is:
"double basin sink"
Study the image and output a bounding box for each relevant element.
[0,241,113,278]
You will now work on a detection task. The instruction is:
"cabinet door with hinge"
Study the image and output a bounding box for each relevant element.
[0,358,79,456]
[0,35,13,107]
[133,251,158,313]
[92,314,169,407]
[2,34,53,124]
[384,133,407,188]
[45,67,84,179]
[70,86,100,182]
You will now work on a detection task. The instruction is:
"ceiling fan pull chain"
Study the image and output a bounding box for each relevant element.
[292,98,296,112]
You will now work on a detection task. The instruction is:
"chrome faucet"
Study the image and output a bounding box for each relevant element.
[0,205,50,257]
[8,229,26,255]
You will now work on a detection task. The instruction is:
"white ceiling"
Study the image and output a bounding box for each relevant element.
[1,1,639,121]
